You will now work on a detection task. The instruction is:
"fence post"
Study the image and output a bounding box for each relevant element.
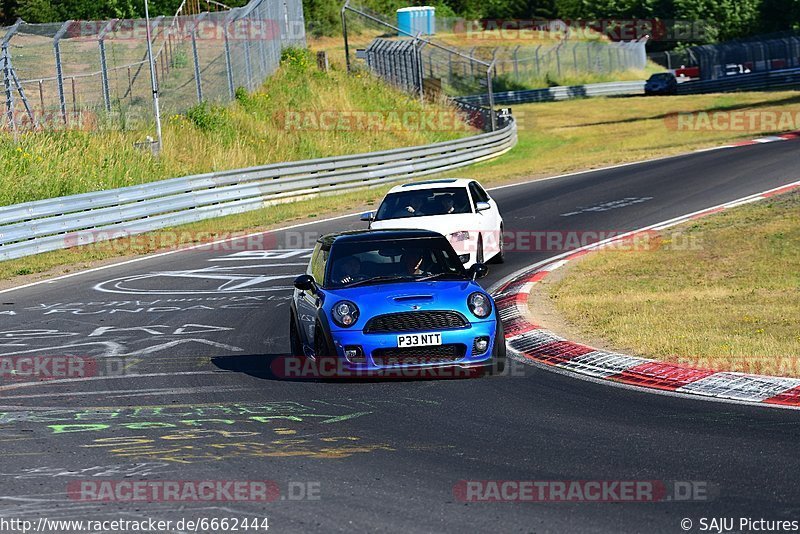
[2,44,16,136]
[487,59,496,132]
[555,46,561,77]
[191,13,207,103]
[469,47,476,76]
[2,20,21,135]
[535,45,541,75]
[513,45,519,80]
[53,20,73,125]
[341,0,351,72]
[223,11,236,99]
[416,37,427,102]
[98,19,117,113]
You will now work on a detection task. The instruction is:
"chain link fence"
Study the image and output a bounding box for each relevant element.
[1,0,305,132]
[690,33,800,79]
[343,3,645,109]
[649,32,800,80]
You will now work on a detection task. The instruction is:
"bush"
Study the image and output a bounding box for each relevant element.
[184,102,228,132]
[281,47,313,70]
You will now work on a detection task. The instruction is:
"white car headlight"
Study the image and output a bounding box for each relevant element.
[449,231,470,242]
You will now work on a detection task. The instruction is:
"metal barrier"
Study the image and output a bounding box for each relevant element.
[0,117,516,261]
[458,66,800,105]
[677,67,800,94]
[458,80,645,106]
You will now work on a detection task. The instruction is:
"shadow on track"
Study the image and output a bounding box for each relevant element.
[211,353,488,383]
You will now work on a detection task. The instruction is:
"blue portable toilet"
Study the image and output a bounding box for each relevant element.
[397,7,414,37]
[426,7,435,34]
[412,7,424,34]
[397,6,436,36]
[426,7,436,35]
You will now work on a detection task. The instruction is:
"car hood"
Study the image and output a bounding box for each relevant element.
[370,214,477,236]
[321,280,492,330]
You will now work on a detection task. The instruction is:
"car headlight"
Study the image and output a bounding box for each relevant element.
[449,231,470,242]
[331,300,359,328]
[468,292,492,318]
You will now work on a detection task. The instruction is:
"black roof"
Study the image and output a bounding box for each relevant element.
[318,229,443,247]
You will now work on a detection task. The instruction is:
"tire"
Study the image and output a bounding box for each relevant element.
[476,235,484,264]
[486,315,506,376]
[289,314,303,357]
[313,320,329,358]
[491,225,505,264]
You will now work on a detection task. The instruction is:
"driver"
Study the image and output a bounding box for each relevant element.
[439,194,455,214]
[400,249,425,275]
[336,256,362,284]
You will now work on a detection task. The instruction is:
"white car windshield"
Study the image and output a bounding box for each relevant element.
[374,188,472,220]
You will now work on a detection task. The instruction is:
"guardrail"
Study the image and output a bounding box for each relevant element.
[458,80,645,106]
[677,67,800,95]
[0,117,516,261]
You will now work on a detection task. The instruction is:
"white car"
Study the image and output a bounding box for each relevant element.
[362,179,504,267]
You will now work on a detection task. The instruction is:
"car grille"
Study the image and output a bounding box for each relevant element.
[364,311,468,333]
[371,344,467,366]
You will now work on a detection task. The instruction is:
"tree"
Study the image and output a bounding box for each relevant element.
[15,0,58,22]
[674,0,761,41]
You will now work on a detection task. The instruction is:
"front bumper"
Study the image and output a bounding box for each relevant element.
[328,319,498,371]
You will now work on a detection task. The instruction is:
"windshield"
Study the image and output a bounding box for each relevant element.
[649,73,673,81]
[374,187,472,221]
[325,237,466,288]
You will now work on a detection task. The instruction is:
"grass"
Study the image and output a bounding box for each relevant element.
[0,48,470,206]
[549,191,800,378]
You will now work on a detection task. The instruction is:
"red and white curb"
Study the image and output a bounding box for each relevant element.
[697,130,800,151]
[491,179,800,409]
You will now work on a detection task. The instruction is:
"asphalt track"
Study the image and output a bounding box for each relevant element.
[1,140,799,533]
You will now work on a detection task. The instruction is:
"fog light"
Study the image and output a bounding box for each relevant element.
[344,345,366,364]
[473,337,490,354]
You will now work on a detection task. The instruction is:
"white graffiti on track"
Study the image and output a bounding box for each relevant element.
[0,462,173,479]
[20,295,290,316]
[93,264,303,295]
[214,249,313,261]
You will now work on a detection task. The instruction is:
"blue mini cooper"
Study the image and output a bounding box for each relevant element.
[289,229,505,375]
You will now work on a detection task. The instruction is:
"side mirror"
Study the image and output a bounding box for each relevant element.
[360,211,375,222]
[476,202,491,212]
[469,263,489,280]
[294,274,317,292]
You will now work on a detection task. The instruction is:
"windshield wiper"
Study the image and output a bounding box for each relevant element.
[416,272,464,282]
[341,275,412,288]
